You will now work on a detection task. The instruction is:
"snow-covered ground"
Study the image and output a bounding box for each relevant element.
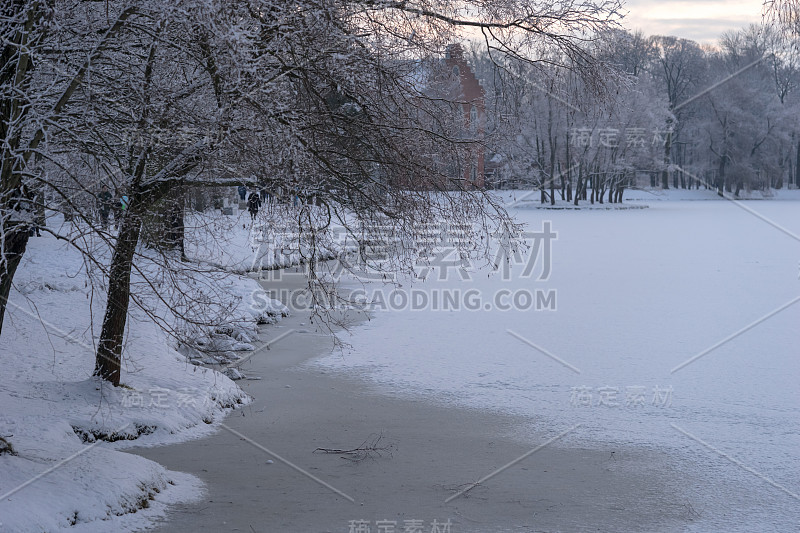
[311,191,800,531]
[0,217,287,532]
[185,203,340,272]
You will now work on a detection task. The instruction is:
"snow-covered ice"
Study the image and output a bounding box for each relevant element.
[311,191,800,531]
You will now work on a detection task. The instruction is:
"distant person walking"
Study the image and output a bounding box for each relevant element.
[237,184,247,201]
[247,191,261,220]
[97,184,112,228]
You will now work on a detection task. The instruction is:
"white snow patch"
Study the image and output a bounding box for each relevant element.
[0,228,270,531]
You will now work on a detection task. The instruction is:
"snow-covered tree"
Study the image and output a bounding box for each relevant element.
[2,0,625,385]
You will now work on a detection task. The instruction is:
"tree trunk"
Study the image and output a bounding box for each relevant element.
[0,222,30,335]
[94,210,142,386]
[597,174,605,204]
[166,187,186,261]
[565,134,572,202]
[795,137,800,188]
[661,125,672,189]
[33,190,45,228]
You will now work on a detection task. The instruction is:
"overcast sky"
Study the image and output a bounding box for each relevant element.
[622,0,766,43]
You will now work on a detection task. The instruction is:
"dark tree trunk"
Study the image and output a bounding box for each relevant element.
[661,127,671,189]
[0,222,30,335]
[166,187,186,261]
[795,137,800,188]
[33,189,45,228]
[94,210,142,386]
[564,134,571,202]
[597,174,605,204]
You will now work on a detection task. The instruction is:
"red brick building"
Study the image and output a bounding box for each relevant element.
[444,44,486,188]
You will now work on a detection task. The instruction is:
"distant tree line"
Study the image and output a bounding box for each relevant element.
[474,24,800,202]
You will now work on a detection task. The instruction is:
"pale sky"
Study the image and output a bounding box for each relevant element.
[622,0,767,43]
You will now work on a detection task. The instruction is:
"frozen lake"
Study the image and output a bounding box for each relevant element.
[312,197,800,531]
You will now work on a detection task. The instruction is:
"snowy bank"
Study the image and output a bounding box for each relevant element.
[0,227,286,532]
